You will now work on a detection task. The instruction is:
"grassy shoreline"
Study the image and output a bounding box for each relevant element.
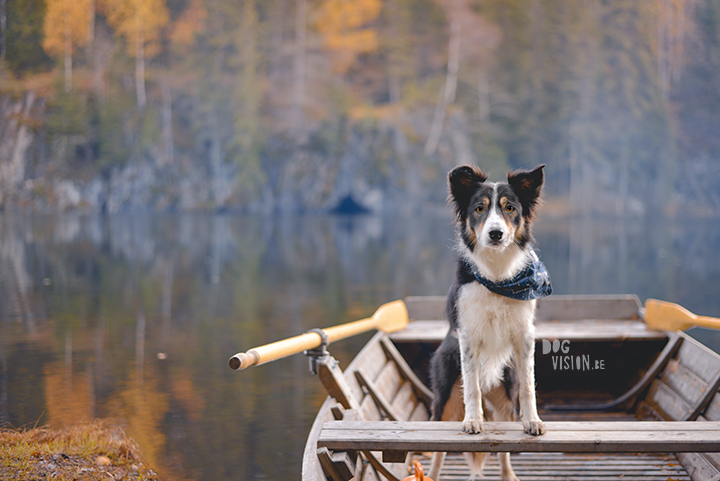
[0,421,159,480]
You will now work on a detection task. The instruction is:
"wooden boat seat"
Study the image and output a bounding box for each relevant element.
[318,420,720,455]
[391,295,667,343]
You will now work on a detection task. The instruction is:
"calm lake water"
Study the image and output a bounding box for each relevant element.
[1,212,720,480]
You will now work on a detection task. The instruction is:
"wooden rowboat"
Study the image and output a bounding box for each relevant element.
[297,295,720,481]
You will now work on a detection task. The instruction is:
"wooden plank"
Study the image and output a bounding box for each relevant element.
[677,452,720,481]
[535,320,667,341]
[390,382,416,421]
[676,333,720,384]
[355,370,402,421]
[702,452,720,474]
[660,358,708,407]
[426,452,692,481]
[537,295,642,321]
[404,295,644,322]
[379,337,434,405]
[371,360,403,402]
[645,379,692,421]
[704,393,720,421]
[409,402,429,422]
[357,392,383,421]
[635,400,664,421]
[404,296,446,320]
[390,319,666,343]
[318,421,720,454]
[347,340,387,398]
[317,447,352,481]
[686,370,720,421]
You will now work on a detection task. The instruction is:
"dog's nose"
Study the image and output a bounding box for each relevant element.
[489,229,503,242]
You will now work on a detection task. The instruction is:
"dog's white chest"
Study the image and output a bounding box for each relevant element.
[456,283,536,390]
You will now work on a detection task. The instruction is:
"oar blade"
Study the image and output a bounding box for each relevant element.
[645,299,695,331]
[374,300,409,333]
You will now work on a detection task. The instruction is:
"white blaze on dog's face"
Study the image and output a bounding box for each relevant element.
[468,184,524,250]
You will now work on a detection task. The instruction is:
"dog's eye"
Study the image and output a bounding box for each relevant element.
[476,206,484,213]
[505,205,515,213]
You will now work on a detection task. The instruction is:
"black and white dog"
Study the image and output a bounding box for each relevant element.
[428,164,551,481]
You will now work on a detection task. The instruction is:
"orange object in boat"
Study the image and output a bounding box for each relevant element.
[401,461,434,481]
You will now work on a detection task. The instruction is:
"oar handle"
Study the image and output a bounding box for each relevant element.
[228,300,408,370]
[696,316,720,330]
[228,331,325,370]
[227,319,372,370]
[324,317,375,343]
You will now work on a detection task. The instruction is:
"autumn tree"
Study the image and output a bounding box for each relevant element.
[42,0,90,91]
[315,0,382,74]
[102,0,169,108]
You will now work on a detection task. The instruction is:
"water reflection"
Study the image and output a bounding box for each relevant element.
[0,212,719,481]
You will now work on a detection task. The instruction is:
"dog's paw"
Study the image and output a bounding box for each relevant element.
[501,474,521,481]
[461,418,484,434]
[523,419,546,436]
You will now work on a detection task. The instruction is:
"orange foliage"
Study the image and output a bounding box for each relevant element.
[315,0,382,74]
[42,0,91,56]
[101,0,169,58]
[169,0,207,48]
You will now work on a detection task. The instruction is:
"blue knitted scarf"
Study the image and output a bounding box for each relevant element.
[469,249,552,301]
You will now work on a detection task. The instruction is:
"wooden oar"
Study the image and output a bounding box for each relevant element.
[645,299,720,331]
[228,300,409,370]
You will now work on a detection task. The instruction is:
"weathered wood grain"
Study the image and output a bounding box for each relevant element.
[645,379,692,420]
[318,421,720,454]
[390,319,666,343]
[404,295,643,322]
[677,452,720,480]
[660,358,708,407]
[390,381,416,420]
[429,452,692,481]
[409,402,429,422]
[703,393,720,421]
[404,296,446,321]
[537,295,643,321]
[355,370,402,421]
[676,336,720,384]
[379,337,434,404]
[345,340,386,404]
[371,360,402,402]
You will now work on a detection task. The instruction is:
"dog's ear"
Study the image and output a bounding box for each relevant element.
[448,165,489,220]
[507,164,545,219]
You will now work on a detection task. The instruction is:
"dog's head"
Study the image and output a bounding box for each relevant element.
[448,164,545,251]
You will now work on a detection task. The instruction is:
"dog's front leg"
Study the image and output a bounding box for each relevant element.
[514,332,546,436]
[459,336,484,433]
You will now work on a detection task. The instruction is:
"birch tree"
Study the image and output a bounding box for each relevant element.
[103,0,169,108]
[424,0,469,156]
[42,0,90,91]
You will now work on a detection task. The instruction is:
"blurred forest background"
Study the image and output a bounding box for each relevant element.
[1,0,719,216]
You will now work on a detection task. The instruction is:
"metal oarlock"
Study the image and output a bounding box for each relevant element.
[304,328,330,375]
